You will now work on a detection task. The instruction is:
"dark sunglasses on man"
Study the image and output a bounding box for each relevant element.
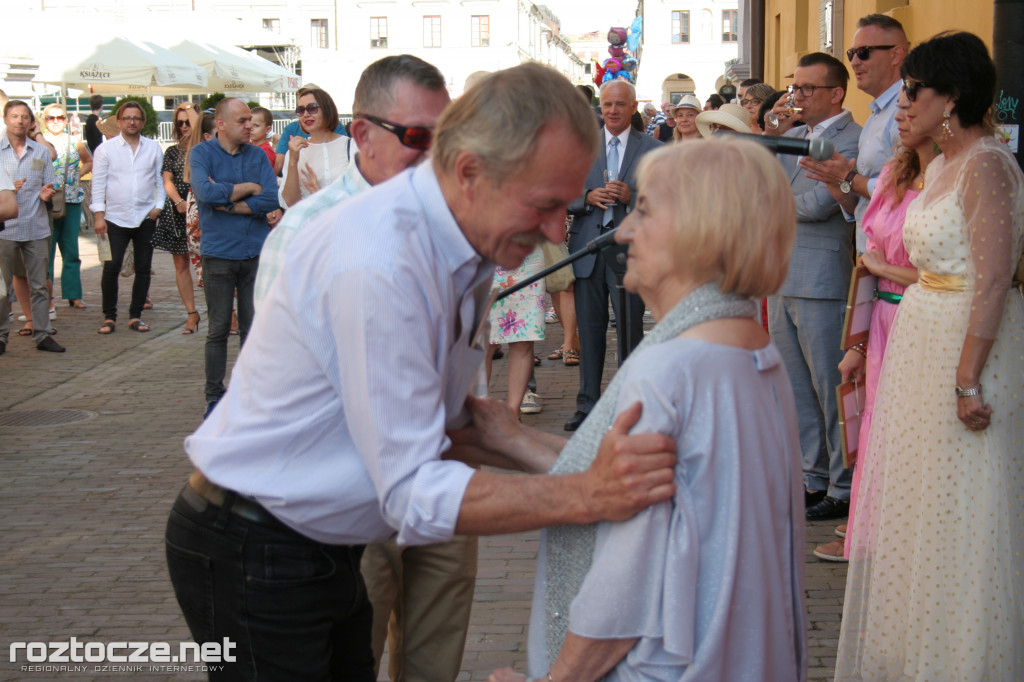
[355,114,433,150]
[846,45,895,62]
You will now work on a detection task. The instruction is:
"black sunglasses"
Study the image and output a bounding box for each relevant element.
[846,44,895,62]
[901,78,931,102]
[175,119,190,128]
[356,114,433,150]
[295,103,320,116]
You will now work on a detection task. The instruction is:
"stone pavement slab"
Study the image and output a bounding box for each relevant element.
[1,234,845,681]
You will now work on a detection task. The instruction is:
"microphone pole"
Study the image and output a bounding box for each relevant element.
[496,227,636,367]
[496,228,619,301]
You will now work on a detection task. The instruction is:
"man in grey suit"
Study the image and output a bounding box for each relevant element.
[765,52,862,520]
[564,80,663,432]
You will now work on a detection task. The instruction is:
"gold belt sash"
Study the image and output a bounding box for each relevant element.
[919,271,968,293]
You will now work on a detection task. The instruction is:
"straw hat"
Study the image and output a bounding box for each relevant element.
[668,93,701,113]
[696,103,752,139]
[97,116,120,139]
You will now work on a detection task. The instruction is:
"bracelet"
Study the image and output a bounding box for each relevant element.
[175,199,186,206]
[954,384,982,398]
[851,343,867,357]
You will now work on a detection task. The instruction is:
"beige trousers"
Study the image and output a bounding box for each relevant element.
[361,535,478,682]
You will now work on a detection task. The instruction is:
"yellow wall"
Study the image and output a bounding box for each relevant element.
[764,0,995,125]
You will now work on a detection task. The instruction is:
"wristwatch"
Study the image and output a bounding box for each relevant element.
[839,170,857,194]
[954,384,982,398]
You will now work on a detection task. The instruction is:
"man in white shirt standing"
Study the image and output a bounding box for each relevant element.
[165,63,677,680]
[90,101,164,334]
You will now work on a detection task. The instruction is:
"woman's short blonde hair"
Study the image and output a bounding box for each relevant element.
[41,102,66,120]
[636,137,795,298]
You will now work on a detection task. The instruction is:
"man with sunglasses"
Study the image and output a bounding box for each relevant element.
[256,59,473,680]
[764,52,862,524]
[801,14,909,253]
[166,62,677,681]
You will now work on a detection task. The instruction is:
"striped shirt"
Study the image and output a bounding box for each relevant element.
[254,155,370,309]
[0,134,57,241]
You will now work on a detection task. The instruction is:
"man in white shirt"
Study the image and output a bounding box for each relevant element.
[165,63,677,680]
[90,101,164,334]
[256,54,470,681]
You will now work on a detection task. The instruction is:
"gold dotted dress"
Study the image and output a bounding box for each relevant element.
[835,135,1024,680]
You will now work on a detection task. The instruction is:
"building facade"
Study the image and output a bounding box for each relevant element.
[635,0,740,104]
[1,0,585,113]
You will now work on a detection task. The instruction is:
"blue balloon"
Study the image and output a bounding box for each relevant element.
[615,71,632,82]
[602,71,615,83]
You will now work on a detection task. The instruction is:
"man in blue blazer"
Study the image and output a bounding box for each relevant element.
[564,80,664,431]
[766,52,862,520]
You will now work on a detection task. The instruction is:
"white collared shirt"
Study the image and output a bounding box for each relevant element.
[803,110,848,139]
[604,127,630,175]
[89,134,165,226]
[187,162,494,546]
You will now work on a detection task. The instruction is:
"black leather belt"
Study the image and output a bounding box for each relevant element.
[183,470,285,528]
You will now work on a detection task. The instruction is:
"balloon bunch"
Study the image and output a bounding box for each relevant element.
[595,25,639,86]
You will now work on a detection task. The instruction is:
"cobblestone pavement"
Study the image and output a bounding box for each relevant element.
[0,234,845,681]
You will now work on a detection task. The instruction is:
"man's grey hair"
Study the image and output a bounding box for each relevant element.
[857,13,906,36]
[643,102,657,114]
[353,55,447,117]
[600,79,636,101]
[433,62,600,185]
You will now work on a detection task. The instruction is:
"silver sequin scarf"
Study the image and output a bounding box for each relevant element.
[543,283,756,668]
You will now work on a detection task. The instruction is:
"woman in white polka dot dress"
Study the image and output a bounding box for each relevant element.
[836,32,1024,680]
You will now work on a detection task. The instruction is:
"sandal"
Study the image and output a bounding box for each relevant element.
[68,299,88,309]
[547,348,564,360]
[98,320,116,334]
[563,349,580,366]
[128,319,150,332]
[18,326,33,336]
[534,355,542,367]
[182,311,201,335]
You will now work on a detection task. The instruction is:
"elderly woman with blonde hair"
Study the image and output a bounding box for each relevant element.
[473,137,807,681]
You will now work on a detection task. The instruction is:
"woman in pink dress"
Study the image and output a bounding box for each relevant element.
[813,92,937,561]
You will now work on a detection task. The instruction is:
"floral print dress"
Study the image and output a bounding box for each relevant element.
[488,245,546,344]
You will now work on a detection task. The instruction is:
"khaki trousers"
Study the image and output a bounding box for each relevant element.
[361,535,478,682]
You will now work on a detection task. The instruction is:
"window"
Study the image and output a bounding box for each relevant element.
[471,15,490,47]
[371,17,388,48]
[722,10,738,42]
[672,11,689,44]
[311,19,329,49]
[423,16,442,47]
[262,18,280,33]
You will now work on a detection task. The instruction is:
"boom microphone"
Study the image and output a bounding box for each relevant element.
[719,131,835,161]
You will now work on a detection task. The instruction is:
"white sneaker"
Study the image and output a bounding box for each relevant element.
[545,308,558,324]
[519,391,542,414]
[17,314,27,322]
[49,307,57,320]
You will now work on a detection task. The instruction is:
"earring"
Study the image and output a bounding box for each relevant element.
[942,110,954,140]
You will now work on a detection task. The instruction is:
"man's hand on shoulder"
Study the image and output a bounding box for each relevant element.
[577,401,676,523]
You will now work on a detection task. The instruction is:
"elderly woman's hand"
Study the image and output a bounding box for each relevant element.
[838,348,866,383]
[487,668,527,682]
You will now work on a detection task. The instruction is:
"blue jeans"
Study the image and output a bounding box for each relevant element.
[165,487,375,681]
[201,256,257,402]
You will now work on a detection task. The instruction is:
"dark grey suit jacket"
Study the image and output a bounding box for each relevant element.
[777,111,863,300]
[567,129,663,279]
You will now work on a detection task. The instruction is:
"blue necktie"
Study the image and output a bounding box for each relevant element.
[603,137,620,226]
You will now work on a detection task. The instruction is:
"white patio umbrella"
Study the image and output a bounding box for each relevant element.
[162,40,299,94]
[33,35,208,95]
